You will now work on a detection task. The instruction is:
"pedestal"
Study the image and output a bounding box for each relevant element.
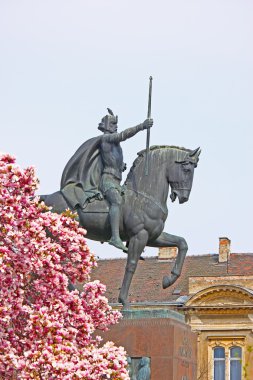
[101,308,197,380]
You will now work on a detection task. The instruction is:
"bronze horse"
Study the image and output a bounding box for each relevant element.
[41,145,200,308]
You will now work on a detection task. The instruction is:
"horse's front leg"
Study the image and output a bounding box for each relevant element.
[118,230,149,309]
[148,231,188,289]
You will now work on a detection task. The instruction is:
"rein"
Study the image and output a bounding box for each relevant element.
[127,188,167,215]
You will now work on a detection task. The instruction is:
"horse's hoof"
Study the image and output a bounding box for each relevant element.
[162,276,171,289]
[162,274,179,289]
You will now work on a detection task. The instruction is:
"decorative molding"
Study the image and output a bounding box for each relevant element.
[207,336,245,348]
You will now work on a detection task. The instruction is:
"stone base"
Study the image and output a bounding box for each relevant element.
[101,308,197,380]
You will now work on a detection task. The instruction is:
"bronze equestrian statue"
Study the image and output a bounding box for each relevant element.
[40,110,200,308]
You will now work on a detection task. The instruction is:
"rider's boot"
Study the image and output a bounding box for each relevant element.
[108,204,128,252]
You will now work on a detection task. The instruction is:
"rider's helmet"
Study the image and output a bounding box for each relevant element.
[98,108,118,132]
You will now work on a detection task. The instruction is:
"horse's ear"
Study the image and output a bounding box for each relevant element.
[189,147,201,157]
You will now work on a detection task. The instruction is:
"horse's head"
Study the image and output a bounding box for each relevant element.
[169,147,201,204]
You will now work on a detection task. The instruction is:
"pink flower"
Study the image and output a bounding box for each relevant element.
[0,154,129,380]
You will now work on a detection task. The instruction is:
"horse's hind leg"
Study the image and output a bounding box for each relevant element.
[148,232,188,289]
[118,230,149,309]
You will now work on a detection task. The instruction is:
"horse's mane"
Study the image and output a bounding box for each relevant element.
[125,145,191,184]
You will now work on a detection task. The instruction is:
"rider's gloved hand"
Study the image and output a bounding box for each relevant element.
[142,118,153,130]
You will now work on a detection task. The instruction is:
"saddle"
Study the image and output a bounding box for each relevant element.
[61,184,110,213]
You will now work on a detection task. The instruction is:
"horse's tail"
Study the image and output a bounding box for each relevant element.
[39,194,47,202]
[38,191,70,214]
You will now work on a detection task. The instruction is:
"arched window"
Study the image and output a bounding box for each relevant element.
[214,347,225,380]
[230,346,242,380]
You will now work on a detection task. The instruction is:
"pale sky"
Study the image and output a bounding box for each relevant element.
[1,0,253,258]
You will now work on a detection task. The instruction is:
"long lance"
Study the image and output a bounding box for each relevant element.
[144,76,153,176]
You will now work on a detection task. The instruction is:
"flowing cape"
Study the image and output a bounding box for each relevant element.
[60,136,103,208]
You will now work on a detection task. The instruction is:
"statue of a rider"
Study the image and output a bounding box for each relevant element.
[60,109,153,252]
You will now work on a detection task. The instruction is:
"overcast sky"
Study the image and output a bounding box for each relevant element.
[1,0,253,259]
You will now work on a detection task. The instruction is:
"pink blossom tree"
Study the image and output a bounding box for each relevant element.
[0,154,129,380]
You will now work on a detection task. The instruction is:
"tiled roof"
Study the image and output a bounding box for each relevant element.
[90,253,253,303]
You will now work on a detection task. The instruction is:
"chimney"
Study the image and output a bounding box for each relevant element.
[158,247,178,260]
[219,237,231,263]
